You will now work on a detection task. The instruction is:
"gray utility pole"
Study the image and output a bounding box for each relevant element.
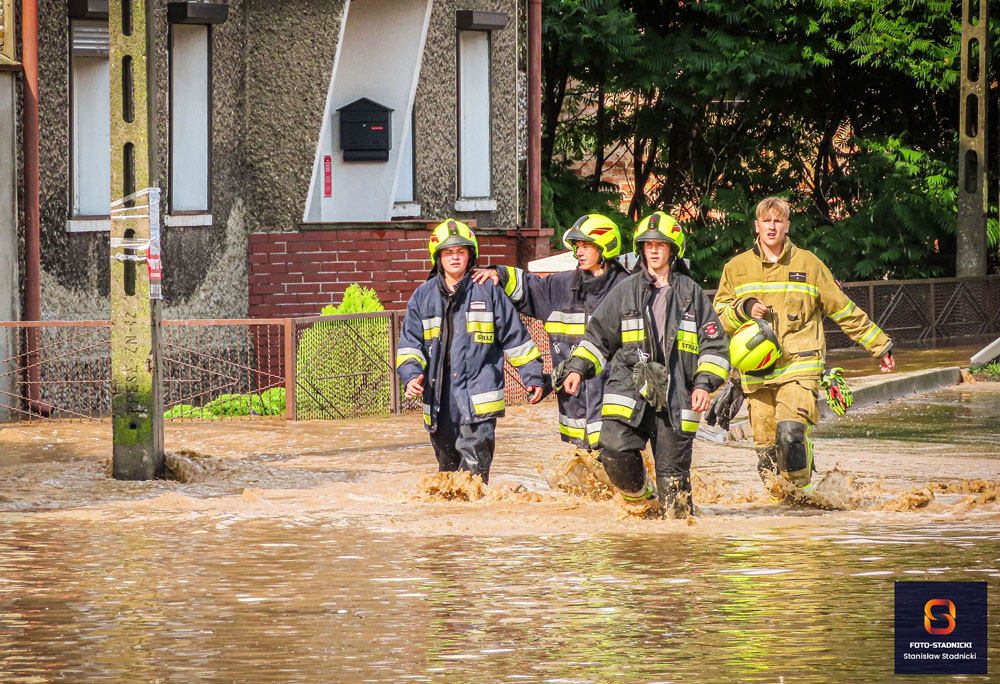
[957,0,989,277]
[109,0,164,479]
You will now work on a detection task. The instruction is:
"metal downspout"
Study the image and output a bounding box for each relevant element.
[527,0,541,230]
[21,0,41,409]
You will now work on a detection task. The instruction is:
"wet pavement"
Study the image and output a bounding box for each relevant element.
[815,383,1000,454]
[0,376,998,682]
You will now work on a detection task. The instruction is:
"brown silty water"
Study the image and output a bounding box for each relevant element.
[0,371,998,681]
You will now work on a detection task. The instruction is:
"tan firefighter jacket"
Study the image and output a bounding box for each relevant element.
[713,238,892,392]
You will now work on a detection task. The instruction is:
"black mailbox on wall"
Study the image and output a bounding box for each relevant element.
[338,98,393,162]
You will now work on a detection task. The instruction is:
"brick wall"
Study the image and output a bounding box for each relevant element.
[248,225,550,317]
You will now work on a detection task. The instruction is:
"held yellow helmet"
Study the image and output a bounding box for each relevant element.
[729,319,781,374]
[634,211,685,259]
[562,214,622,260]
[428,218,479,265]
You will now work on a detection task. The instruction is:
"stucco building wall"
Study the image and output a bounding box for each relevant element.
[29,0,534,322]
[414,0,519,230]
[244,0,347,234]
[35,0,254,320]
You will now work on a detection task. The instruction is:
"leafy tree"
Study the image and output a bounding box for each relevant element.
[541,0,998,282]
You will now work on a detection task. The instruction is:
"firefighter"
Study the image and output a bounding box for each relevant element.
[712,197,895,497]
[471,214,631,450]
[561,212,730,518]
[396,219,545,484]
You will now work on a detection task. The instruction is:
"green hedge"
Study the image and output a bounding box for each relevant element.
[295,284,391,419]
[164,387,286,420]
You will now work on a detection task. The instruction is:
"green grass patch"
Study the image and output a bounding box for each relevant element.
[971,360,1000,382]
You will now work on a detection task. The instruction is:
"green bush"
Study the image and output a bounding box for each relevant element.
[319,283,385,317]
[164,387,286,420]
[296,284,391,419]
[164,404,212,420]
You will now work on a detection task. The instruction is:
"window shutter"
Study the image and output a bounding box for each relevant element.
[71,20,109,58]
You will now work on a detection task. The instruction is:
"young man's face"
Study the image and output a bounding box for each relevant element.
[755,211,790,252]
[439,246,470,279]
[643,240,672,272]
[573,241,602,272]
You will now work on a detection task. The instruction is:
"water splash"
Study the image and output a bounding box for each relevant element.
[416,471,487,501]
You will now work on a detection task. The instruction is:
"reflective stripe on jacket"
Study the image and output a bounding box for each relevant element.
[713,239,892,392]
[396,273,543,431]
[564,268,730,437]
[497,262,630,448]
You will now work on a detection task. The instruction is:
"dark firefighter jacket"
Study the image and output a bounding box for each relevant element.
[396,272,543,431]
[564,267,730,437]
[496,262,630,448]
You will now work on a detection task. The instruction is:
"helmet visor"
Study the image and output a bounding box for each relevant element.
[563,227,594,245]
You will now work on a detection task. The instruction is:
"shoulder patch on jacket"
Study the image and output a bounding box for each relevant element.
[703,322,721,339]
[470,300,487,311]
[789,271,807,282]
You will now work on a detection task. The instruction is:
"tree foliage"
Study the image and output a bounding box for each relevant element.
[542,0,998,283]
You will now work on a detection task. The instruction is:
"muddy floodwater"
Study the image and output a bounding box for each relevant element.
[1,379,998,682]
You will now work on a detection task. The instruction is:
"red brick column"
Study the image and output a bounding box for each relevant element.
[512,227,554,267]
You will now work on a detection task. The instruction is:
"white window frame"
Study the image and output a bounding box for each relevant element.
[458,29,492,199]
[394,110,416,204]
[69,19,111,225]
[169,23,211,216]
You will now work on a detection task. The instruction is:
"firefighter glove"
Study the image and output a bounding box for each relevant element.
[706,379,744,431]
[820,367,853,415]
[632,361,670,412]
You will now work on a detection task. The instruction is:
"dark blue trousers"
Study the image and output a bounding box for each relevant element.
[430,390,497,484]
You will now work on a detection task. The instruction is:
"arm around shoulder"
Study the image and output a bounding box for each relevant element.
[492,286,544,388]
[496,264,554,320]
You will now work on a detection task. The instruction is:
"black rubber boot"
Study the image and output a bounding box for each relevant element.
[600,450,648,494]
[658,475,693,519]
[755,446,779,485]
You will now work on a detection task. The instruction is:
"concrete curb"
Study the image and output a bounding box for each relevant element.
[819,366,962,419]
[970,336,1000,370]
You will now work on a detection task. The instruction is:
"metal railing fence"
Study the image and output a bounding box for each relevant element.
[290,312,552,419]
[0,321,111,421]
[0,314,549,422]
[161,319,290,420]
[0,275,996,423]
[293,313,395,420]
[826,275,1000,348]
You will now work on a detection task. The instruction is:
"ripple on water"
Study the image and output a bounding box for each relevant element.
[0,517,997,682]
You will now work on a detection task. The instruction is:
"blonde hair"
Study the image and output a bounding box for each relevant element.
[755,197,790,222]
